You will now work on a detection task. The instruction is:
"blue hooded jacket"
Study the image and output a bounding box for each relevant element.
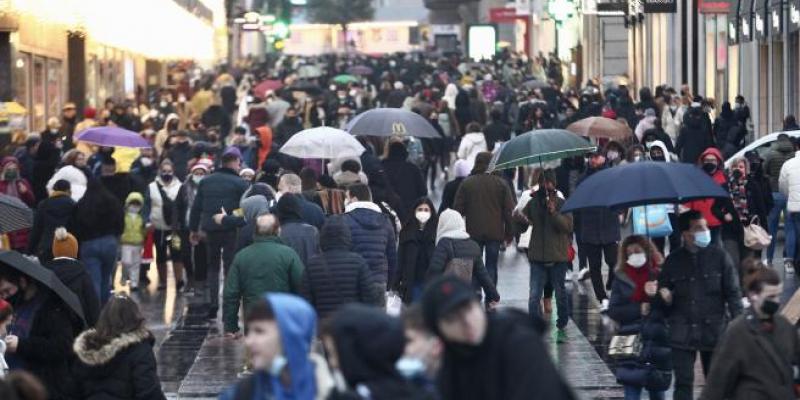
[220,293,318,400]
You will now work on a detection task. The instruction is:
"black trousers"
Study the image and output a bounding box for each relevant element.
[672,348,713,400]
[205,230,237,310]
[583,242,618,302]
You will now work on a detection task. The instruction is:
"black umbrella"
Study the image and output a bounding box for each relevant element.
[0,251,85,323]
[345,108,441,138]
[0,194,33,233]
[287,80,322,95]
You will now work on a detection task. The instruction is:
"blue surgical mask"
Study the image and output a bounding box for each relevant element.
[269,354,287,376]
[396,356,426,379]
[694,230,712,248]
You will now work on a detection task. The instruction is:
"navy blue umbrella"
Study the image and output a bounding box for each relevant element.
[345,108,440,138]
[561,161,730,213]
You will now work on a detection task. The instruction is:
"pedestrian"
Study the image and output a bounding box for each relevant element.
[343,183,397,301]
[32,118,62,202]
[453,152,516,286]
[46,150,90,201]
[684,147,727,245]
[456,122,487,172]
[778,142,800,272]
[120,192,146,291]
[483,109,511,152]
[721,157,771,270]
[607,235,671,400]
[163,131,193,181]
[300,216,382,320]
[27,179,75,262]
[647,142,682,255]
[0,299,12,378]
[175,159,213,293]
[219,294,333,400]
[603,141,626,166]
[764,133,796,267]
[322,303,427,399]
[189,148,248,319]
[393,198,437,303]
[222,214,304,335]
[634,108,657,142]
[144,159,184,290]
[641,124,675,154]
[426,209,500,305]
[700,264,799,400]
[73,295,166,400]
[382,142,428,217]
[657,210,743,400]
[398,305,443,398]
[275,173,326,229]
[13,135,39,184]
[675,100,714,164]
[438,159,470,213]
[421,276,576,400]
[0,157,35,252]
[213,193,271,253]
[524,169,573,342]
[71,179,124,303]
[48,227,101,326]
[275,194,319,266]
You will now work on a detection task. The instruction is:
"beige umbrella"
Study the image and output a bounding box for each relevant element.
[566,116,633,140]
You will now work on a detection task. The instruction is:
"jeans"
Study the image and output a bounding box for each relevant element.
[80,235,119,304]
[476,240,501,285]
[529,261,569,329]
[672,348,713,400]
[583,242,618,301]
[767,192,795,262]
[205,230,237,311]
[788,212,800,260]
[623,385,665,400]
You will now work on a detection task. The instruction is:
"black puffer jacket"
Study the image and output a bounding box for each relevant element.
[301,216,382,320]
[657,246,743,351]
[46,257,101,327]
[73,327,166,400]
[28,192,76,260]
[426,238,500,302]
[382,144,428,217]
[675,107,714,164]
[344,206,398,285]
[394,216,437,303]
[189,168,248,233]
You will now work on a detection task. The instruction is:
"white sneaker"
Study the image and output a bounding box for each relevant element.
[577,267,590,281]
[600,299,609,313]
[785,259,795,275]
[741,297,751,308]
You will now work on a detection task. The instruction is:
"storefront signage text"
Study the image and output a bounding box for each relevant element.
[698,0,732,13]
[643,0,676,13]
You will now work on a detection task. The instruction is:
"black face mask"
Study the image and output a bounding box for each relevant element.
[651,155,666,162]
[702,162,718,174]
[731,169,743,180]
[761,299,779,317]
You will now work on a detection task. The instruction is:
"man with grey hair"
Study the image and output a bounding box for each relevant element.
[274,173,325,228]
[222,213,305,336]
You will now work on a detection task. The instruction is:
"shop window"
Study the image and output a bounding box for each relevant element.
[13,52,30,129]
[86,55,97,108]
[32,56,46,132]
[46,59,63,124]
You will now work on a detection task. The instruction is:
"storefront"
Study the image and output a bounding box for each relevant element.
[789,0,800,116]
[698,1,732,107]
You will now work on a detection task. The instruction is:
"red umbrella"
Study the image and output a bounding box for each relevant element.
[254,79,284,99]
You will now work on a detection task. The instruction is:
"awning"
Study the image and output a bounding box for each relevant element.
[729,0,741,44]
[789,0,800,32]
[740,0,754,41]
[769,0,783,37]
[754,0,769,40]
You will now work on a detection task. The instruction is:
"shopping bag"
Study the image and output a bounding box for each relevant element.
[632,205,673,238]
[386,291,403,316]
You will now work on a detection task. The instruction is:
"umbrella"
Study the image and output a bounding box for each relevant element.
[347,65,373,76]
[0,250,85,322]
[280,127,365,159]
[253,79,283,98]
[345,108,441,138]
[298,65,323,79]
[523,80,550,90]
[0,194,32,233]
[75,126,150,148]
[333,74,359,84]
[561,161,731,213]
[566,117,633,140]
[287,80,322,95]
[489,129,596,171]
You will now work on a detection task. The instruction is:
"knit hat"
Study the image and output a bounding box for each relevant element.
[190,158,213,173]
[52,227,79,259]
[421,276,481,336]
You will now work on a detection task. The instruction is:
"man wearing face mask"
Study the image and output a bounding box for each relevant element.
[701,266,800,400]
[657,210,743,400]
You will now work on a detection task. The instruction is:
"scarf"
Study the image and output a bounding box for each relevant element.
[625,263,658,303]
[728,176,750,222]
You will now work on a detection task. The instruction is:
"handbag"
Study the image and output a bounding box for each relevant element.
[444,241,474,282]
[632,205,673,238]
[744,216,772,250]
[608,333,643,360]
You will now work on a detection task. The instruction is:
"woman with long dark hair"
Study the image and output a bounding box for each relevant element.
[392,198,438,303]
[73,295,165,399]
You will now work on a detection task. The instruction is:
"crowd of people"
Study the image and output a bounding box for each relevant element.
[0,48,799,400]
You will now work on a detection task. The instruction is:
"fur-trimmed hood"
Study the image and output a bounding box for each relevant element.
[73,327,152,366]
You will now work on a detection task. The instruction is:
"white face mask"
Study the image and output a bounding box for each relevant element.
[627,252,647,268]
[127,205,141,214]
[139,157,153,167]
[192,175,203,184]
[607,151,620,161]
[415,210,431,224]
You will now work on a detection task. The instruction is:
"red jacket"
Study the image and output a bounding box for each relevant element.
[684,147,726,228]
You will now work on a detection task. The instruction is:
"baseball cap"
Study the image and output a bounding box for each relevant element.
[421,276,480,334]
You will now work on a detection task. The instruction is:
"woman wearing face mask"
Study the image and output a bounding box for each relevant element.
[603,141,626,167]
[608,235,671,400]
[175,159,213,294]
[143,159,185,291]
[701,263,800,400]
[393,198,438,304]
[684,147,728,246]
[0,157,35,251]
[621,144,646,165]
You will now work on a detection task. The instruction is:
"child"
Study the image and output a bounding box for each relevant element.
[0,298,13,378]
[121,192,146,291]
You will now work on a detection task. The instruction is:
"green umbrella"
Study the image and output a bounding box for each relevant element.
[333,74,359,84]
[489,129,596,171]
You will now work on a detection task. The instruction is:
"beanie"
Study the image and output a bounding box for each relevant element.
[52,227,79,259]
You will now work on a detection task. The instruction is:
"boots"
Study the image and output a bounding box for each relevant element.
[156,262,167,290]
[174,262,186,292]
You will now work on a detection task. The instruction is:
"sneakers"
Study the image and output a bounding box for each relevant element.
[577,267,590,281]
[785,258,795,275]
[600,299,609,313]
[556,329,567,344]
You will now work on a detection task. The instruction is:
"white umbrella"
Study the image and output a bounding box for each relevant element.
[279,127,365,159]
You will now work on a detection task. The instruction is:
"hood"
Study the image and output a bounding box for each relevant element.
[241,195,270,222]
[683,107,707,129]
[346,205,386,230]
[697,147,723,165]
[462,132,486,147]
[125,192,144,206]
[453,159,471,178]
[163,113,179,129]
[264,293,317,400]
[649,140,671,162]
[436,209,471,245]
[73,327,151,366]
[775,137,795,154]
[320,215,352,251]
[276,193,303,223]
[387,142,409,161]
[331,303,405,387]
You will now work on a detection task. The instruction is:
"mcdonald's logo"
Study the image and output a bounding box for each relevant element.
[392,122,407,135]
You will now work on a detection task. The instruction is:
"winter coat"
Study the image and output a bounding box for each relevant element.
[343,203,398,286]
[574,169,621,245]
[608,267,672,391]
[73,327,165,400]
[47,165,89,202]
[189,168,248,233]
[675,107,714,164]
[453,173,515,242]
[28,192,76,260]
[164,142,193,181]
[381,146,428,216]
[174,180,200,231]
[426,238,500,302]
[700,309,800,400]
[483,121,511,152]
[661,106,685,142]
[144,177,181,231]
[657,246,743,351]
[394,220,437,303]
[437,310,576,400]
[301,217,382,320]
[456,133,487,168]
[685,147,727,228]
[764,137,796,192]
[121,193,146,246]
[779,151,800,212]
[524,191,573,263]
[46,257,101,327]
[222,235,304,333]
[70,187,125,243]
[439,177,464,213]
[33,135,61,201]
[279,222,319,267]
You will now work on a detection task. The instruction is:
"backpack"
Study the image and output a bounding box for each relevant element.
[155,181,176,228]
[443,240,474,282]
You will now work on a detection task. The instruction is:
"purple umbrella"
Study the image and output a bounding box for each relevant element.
[76,126,150,148]
[347,65,373,76]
